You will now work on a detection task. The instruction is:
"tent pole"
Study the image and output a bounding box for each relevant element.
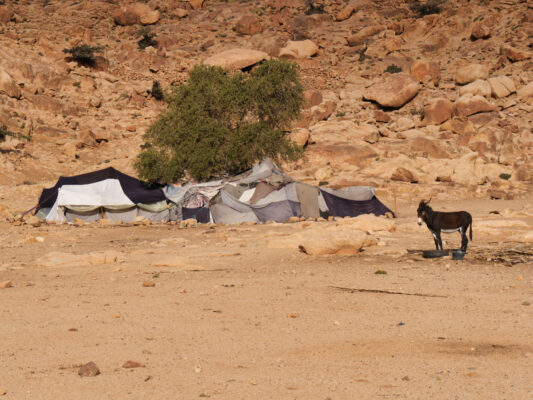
[393,190,397,217]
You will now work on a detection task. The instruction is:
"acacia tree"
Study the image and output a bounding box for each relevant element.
[135,59,304,183]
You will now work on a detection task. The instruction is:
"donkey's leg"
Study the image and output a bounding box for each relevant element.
[460,227,468,251]
[431,231,439,250]
[436,231,443,250]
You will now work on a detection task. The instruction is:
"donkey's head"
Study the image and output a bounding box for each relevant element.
[417,198,431,225]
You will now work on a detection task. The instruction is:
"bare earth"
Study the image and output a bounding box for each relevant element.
[0,199,532,399]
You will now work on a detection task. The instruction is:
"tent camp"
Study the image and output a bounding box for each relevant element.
[36,161,394,224]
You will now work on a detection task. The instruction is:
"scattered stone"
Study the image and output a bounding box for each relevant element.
[364,130,380,144]
[143,281,156,287]
[123,360,145,368]
[456,64,489,85]
[374,110,391,123]
[26,215,41,227]
[304,90,323,109]
[234,15,262,35]
[336,5,354,21]
[455,94,497,117]
[471,22,491,40]
[347,26,384,46]
[422,98,454,125]
[113,3,160,26]
[279,40,318,58]
[0,68,22,99]
[289,128,310,146]
[501,44,532,62]
[298,229,377,256]
[517,82,533,99]
[78,362,100,377]
[0,280,13,289]
[391,167,418,183]
[410,60,441,83]
[203,48,269,70]
[363,73,420,108]
[395,117,415,131]
[486,76,515,99]
[175,8,188,18]
[458,79,492,98]
[188,0,204,9]
[0,6,14,24]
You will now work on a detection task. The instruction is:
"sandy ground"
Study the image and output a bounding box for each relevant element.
[0,199,532,400]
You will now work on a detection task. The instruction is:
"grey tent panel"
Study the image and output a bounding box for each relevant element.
[138,208,170,223]
[320,186,375,201]
[252,200,301,223]
[211,203,258,224]
[65,209,100,222]
[104,207,137,223]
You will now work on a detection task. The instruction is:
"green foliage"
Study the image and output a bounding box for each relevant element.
[135,59,304,183]
[384,64,402,74]
[151,80,164,101]
[137,27,158,50]
[63,44,103,67]
[0,125,31,143]
[305,0,325,15]
[409,0,445,16]
[499,173,511,180]
[374,270,388,275]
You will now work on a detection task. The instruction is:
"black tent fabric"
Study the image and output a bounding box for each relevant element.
[37,167,166,209]
[320,189,394,218]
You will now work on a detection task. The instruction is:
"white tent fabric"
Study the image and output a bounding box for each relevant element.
[57,179,134,207]
[320,186,375,201]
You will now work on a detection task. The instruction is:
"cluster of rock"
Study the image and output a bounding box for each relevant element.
[0,0,532,207]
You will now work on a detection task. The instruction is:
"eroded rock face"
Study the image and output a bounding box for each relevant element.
[234,16,262,35]
[347,26,384,46]
[203,48,269,70]
[471,22,491,40]
[488,76,516,98]
[363,73,420,108]
[0,6,14,24]
[458,79,492,98]
[455,64,489,85]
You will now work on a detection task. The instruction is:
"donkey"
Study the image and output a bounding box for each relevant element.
[417,199,473,252]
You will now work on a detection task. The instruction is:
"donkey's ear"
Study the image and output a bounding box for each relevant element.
[426,197,432,204]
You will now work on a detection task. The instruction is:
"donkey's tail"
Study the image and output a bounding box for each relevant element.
[469,221,473,241]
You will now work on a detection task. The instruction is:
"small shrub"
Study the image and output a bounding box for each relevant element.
[374,270,387,275]
[63,44,103,67]
[409,0,445,16]
[137,27,158,50]
[73,81,81,88]
[0,125,31,143]
[499,173,511,180]
[151,80,164,101]
[384,64,402,74]
[336,111,346,117]
[304,0,325,15]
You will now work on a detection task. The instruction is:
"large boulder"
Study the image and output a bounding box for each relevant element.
[488,76,516,98]
[279,40,318,58]
[0,6,14,23]
[113,3,160,26]
[454,94,497,117]
[410,60,440,83]
[455,64,489,85]
[422,98,453,125]
[234,15,262,35]
[458,79,492,98]
[203,48,269,70]
[188,0,204,9]
[391,167,418,183]
[336,5,354,21]
[501,44,532,62]
[0,69,21,99]
[298,229,377,256]
[363,73,420,108]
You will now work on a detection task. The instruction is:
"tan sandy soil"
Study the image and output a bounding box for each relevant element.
[0,199,532,399]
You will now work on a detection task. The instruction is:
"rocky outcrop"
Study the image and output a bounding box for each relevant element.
[410,60,440,83]
[363,73,420,108]
[458,79,492,98]
[488,76,516,98]
[0,69,21,99]
[422,98,453,125]
[234,16,262,35]
[454,94,497,117]
[501,44,532,62]
[347,26,384,46]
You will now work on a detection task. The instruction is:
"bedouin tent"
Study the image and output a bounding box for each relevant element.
[37,160,394,224]
[36,167,170,223]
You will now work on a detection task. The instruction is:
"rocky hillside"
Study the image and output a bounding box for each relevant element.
[0,0,532,211]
